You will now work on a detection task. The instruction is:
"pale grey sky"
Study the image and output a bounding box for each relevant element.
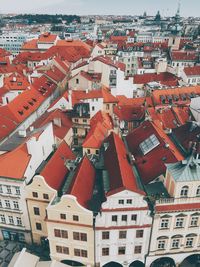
[0,0,199,17]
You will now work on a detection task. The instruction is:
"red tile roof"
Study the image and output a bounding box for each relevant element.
[68,156,96,208]
[32,109,72,140]
[90,110,113,129]
[184,66,200,76]
[171,51,198,61]
[152,86,200,106]
[126,120,184,184]
[104,132,145,196]
[3,73,30,91]
[0,76,57,142]
[156,202,200,213]
[38,33,57,43]
[79,71,102,82]
[114,105,145,122]
[133,72,179,86]
[0,142,31,179]
[41,141,75,190]
[92,56,126,72]
[82,88,118,103]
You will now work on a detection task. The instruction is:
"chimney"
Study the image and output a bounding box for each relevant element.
[18,129,27,138]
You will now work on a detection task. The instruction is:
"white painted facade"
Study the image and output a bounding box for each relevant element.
[0,123,55,244]
[95,190,152,267]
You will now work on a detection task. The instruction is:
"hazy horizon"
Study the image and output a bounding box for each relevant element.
[1,0,200,17]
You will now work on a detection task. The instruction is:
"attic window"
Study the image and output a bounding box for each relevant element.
[23,105,29,110]
[28,101,34,106]
[139,134,160,155]
[18,110,24,115]
[32,98,37,102]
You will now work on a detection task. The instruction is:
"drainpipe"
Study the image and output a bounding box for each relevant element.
[93,214,97,267]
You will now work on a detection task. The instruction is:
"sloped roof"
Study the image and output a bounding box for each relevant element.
[126,120,184,184]
[166,156,200,182]
[41,141,75,190]
[0,142,31,180]
[184,66,200,76]
[67,156,96,208]
[104,132,145,196]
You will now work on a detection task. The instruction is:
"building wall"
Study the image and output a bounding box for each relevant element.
[0,179,32,243]
[146,199,200,267]
[46,195,94,266]
[95,190,152,266]
[25,175,56,244]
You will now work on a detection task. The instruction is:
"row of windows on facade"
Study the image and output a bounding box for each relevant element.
[56,246,88,258]
[0,199,19,210]
[55,245,143,257]
[32,192,49,200]
[0,185,20,195]
[111,214,137,222]
[157,237,197,250]
[180,185,200,197]
[102,229,144,239]
[102,246,142,256]
[33,207,79,222]
[160,216,199,229]
[0,214,22,226]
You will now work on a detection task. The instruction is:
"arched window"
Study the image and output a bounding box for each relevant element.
[196,186,200,197]
[180,186,189,197]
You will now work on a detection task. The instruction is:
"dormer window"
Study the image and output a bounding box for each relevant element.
[180,186,189,198]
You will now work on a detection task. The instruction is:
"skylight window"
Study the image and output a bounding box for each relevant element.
[139,134,160,155]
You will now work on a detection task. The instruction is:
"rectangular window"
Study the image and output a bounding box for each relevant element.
[186,237,194,247]
[13,201,19,210]
[175,218,184,228]
[63,247,69,254]
[102,231,110,240]
[54,229,61,238]
[118,247,126,255]
[0,185,3,193]
[16,217,22,226]
[119,231,127,239]
[43,194,49,200]
[8,216,14,224]
[73,215,79,221]
[131,215,137,221]
[81,250,88,258]
[33,207,40,216]
[74,248,81,257]
[127,199,132,204]
[136,230,144,238]
[160,219,169,229]
[158,240,165,249]
[0,215,5,223]
[5,200,10,209]
[112,215,117,222]
[122,215,127,221]
[73,232,87,241]
[118,200,124,204]
[32,192,38,198]
[6,186,11,194]
[102,247,109,256]
[134,246,142,254]
[61,230,68,239]
[60,214,66,220]
[56,246,62,253]
[190,217,198,227]
[139,134,160,155]
[36,223,42,231]
[171,239,180,249]
[15,187,20,195]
